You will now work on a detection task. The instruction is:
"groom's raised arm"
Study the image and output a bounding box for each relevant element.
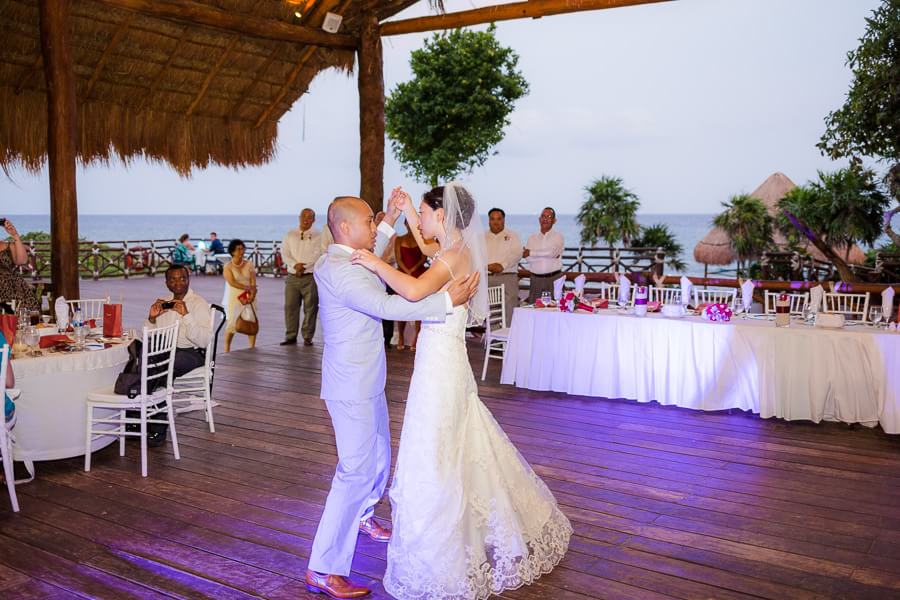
[339,267,451,323]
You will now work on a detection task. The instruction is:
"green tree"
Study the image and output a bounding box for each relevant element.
[385,25,529,186]
[819,1,900,168]
[778,166,889,261]
[577,176,641,246]
[713,194,774,276]
[632,223,686,271]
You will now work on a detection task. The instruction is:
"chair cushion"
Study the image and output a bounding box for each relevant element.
[179,366,207,380]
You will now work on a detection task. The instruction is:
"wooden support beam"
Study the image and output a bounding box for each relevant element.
[228,43,280,120]
[254,46,316,128]
[380,0,673,36]
[358,12,384,213]
[39,0,80,301]
[138,27,188,111]
[83,15,133,99]
[90,0,358,49]
[186,36,238,116]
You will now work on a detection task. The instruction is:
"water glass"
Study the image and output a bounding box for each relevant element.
[73,325,87,349]
[869,307,883,328]
[540,291,551,306]
[24,325,40,357]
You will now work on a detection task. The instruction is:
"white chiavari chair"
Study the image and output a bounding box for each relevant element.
[763,291,809,316]
[823,292,870,322]
[481,285,510,381]
[693,288,737,309]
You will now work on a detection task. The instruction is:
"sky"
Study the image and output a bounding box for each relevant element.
[1,0,885,216]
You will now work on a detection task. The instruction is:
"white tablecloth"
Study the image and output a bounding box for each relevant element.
[500,308,900,434]
[12,344,129,462]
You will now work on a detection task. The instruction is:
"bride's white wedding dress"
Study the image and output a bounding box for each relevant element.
[384,298,573,600]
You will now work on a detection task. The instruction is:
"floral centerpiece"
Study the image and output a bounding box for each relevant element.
[559,291,595,313]
[704,303,733,323]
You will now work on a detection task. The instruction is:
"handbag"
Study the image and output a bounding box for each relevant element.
[114,340,166,399]
[235,303,259,336]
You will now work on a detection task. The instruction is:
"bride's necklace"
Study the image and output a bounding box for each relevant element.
[433,236,463,261]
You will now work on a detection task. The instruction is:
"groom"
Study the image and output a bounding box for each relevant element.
[306,195,479,598]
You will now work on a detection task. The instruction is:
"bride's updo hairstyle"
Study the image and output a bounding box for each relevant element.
[422,186,475,228]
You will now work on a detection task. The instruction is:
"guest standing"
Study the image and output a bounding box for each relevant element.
[281,208,322,346]
[394,223,428,351]
[223,239,258,352]
[524,207,565,304]
[0,219,39,311]
[485,208,523,326]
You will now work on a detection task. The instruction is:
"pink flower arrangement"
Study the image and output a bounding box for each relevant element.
[559,291,594,313]
[704,302,733,323]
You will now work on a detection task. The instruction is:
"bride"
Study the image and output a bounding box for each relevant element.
[351,183,572,600]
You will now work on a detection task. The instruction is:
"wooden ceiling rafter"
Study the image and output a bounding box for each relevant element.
[13,55,42,95]
[89,0,359,49]
[186,35,239,116]
[82,14,134,99]
[136,25,189,111]
[380,0,673,35]
[254,45,316,128]
[228,42,282,120]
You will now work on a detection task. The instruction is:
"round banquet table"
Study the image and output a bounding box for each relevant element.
[11,343,129,469]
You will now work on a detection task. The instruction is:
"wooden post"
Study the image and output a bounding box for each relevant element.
[39,0,80,300]
[358,12,384,214]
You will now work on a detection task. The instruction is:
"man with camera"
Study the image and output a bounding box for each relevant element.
[139,265,213,445]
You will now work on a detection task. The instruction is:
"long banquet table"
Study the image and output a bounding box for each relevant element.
[500,307,900,434]
[13,342,128,471]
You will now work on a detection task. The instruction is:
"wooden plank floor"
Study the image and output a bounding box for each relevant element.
[2,342,900,599]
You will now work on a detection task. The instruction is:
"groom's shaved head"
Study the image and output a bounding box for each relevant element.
[328,196,377,250]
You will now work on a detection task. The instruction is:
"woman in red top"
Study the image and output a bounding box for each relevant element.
[394,224,431,351]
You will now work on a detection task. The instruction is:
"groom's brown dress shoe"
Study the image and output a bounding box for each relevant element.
[305,571,370,599]
[358,517,391,542]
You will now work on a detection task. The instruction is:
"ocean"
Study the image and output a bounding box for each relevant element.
[7,213,721,276]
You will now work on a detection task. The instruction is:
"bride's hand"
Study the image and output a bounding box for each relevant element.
[350,249,383,272]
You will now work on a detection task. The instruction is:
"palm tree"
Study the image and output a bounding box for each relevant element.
[713,194,774,276]
[577,176,640,246]
[632,223,686,271]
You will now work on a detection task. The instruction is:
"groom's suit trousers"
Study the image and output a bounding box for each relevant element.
[308,392,391,575]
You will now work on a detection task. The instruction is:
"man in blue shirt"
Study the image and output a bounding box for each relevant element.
[206,232,226,274]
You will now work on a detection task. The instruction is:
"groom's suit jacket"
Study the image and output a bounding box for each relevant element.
[314,229,449,401]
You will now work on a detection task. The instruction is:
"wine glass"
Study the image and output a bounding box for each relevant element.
[24,325,40,357]
[869,307,883,329]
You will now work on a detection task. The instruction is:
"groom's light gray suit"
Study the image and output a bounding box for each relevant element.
[309,225,450,575]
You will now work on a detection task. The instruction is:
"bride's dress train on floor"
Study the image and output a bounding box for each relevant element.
[384,305,573,600]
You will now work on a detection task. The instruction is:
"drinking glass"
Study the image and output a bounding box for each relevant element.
[802,304,813,325]
[540,291,551,306]
[73,324,87,349]
[24,325,40,357]
[29,310,40,326]
[41,315,51,325]
[869,307,883,328]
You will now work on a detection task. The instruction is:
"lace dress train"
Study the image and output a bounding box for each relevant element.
[384,306,572,600]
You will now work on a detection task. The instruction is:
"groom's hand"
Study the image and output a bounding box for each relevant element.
[447,272,480,307]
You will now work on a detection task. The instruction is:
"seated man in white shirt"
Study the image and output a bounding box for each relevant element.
[523,207,565,304]
[485,207,523,327]
[137,265,213,446]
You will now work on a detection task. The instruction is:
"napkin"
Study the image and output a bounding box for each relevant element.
[809,285,824,313]
[618,274,631,305]
[574,274,586,297]
[39,334,71,349]
[740,280,755,311]
[553,276,566,301]
[679,276,693,306]
[883,287,895,321]
[54,296,68,330]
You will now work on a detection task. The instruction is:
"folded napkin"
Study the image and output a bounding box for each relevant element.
[883,287,895,321]
[680,276,693,306]
[574,274,586,297]
[553,276,566,301]
[809,285,824,313]
[815,312,844,328]
[39,334,72,349]
[618,274,631,305]
[740,279,755,311]
[54,296,68,330]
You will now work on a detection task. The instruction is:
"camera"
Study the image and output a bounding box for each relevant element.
[161,301,176,310]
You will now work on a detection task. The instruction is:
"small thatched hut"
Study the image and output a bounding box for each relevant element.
[693,226,736,277]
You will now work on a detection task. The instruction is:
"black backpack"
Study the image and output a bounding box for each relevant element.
[113,340,167,399]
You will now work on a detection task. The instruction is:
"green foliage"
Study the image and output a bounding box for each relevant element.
[865,242,900,267]
[17,231,50,242]
[385,25,529,186]
[713,194,774,274]
[632,223,686,271]
[577,176,641,246]
[778,167,889,253]
[819,1,900,164]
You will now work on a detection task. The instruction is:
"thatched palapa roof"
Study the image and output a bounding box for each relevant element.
[0,0,415,175]
[693,226,736,266]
